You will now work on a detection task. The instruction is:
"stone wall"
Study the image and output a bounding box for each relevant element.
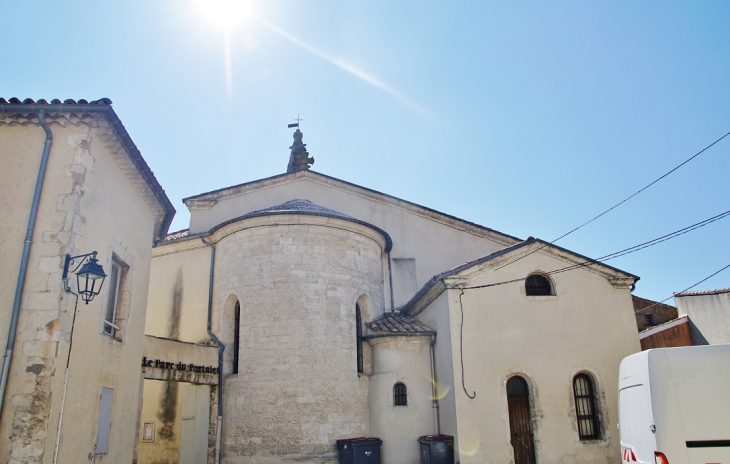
[210,215,385,462]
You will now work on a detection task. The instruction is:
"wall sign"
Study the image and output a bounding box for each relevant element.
[141,357,219,374]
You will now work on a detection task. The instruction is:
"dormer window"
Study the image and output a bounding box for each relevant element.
[525,274,553,296]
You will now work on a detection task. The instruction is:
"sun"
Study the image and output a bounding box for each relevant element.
[192,0,254,30]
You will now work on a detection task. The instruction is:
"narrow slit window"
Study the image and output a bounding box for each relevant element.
[356,304,363,374]
[525,274,553,296]
[233,301,240,374]
[573,373,600,440]
[393,382,407,406]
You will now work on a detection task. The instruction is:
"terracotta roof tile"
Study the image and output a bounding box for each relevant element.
[368,312,434,334]
[674,287,730,297]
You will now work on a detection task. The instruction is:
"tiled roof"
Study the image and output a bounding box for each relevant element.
[674,287,730,297]
[0,98,175,244]
[247,199,356,220]
[0,98,110,105]
[368,312,434,334]
[163,229,191,242]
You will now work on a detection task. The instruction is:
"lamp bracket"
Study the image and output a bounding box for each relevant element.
[62,251,98,292]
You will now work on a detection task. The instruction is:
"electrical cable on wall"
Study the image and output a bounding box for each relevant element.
[458,289,476,399]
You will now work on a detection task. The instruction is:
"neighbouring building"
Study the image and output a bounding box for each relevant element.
[139,129,642,464]
[632,295,692,350]
[674,288,730,345]
[0,98,174,463]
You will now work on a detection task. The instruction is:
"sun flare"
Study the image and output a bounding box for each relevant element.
[192,0,253,30]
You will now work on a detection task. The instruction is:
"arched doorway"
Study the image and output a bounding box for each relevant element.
[506,376,536,464]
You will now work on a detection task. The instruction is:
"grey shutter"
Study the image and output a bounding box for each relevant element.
[95,388,114,454]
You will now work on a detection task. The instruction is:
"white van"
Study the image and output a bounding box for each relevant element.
[618,344,730,464]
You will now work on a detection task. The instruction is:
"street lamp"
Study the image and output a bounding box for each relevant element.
[62,251,107,304]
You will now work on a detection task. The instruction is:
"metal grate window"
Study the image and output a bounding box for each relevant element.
[233,301,240,374]
[393,383,407,406]
[573,374,600,440]
[356,304,363,374]
[525,274,553,296]
[95,387,114,454]
[506,376,529,398]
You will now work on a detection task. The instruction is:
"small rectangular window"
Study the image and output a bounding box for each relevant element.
[644,314,655,326]
[95,387,114,454]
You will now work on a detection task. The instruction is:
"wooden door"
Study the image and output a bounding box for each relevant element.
[507,377,536,464]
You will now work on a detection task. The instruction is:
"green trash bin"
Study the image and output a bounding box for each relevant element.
[336,437,382,464]
[418,435,454,464]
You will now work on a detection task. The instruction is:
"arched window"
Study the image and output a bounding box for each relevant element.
[573,373,600,440]
[525,274,553,296]
[355,304,363,373]
[233,301,240,374]
[393,383,407,406]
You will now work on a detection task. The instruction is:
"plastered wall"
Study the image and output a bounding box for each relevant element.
[368,336,434,464]
[434,249,639,464]
[0,114,163,464]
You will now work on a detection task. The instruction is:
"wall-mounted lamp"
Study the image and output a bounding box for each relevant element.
[62,251,107,304]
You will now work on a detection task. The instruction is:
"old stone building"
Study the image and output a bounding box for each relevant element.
[140,129,642,464]
[0,99,174,463]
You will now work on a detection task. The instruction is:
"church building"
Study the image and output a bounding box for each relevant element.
[139,128,641,464]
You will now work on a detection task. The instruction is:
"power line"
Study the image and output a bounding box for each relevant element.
[452,209,730,291]
[491,130,730,274]
[634,262,730,314]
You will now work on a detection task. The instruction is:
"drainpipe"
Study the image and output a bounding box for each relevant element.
[429,334,440,435]
[387,251,395,311]
[201,237,225,464]
[0,109,53,420]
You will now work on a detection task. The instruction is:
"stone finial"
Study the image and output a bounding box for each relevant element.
[287,129,314,173]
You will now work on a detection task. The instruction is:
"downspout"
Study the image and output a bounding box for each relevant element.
[387,251,395,311]
[201,237,224,464]
[429,334,440,435]
[0,109,53,420]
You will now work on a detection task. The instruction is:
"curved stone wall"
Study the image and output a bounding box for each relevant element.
[211,215,385,462]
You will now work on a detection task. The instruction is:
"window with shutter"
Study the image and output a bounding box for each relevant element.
[95,387,114,454]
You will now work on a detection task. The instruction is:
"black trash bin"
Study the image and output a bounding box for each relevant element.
[418,435,454,464]
[336,437,382,464]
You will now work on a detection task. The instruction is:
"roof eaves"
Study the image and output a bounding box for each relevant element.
[182,169,522,244]
[0,98,176,244]
[674,287,730,297]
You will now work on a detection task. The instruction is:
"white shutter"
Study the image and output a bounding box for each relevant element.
[95,388,114,454]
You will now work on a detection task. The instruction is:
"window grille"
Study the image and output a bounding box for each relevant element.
[356,304,363,374]
[506,376,529,398]
[95,388,114,454]
[233,302,240,374]
[573,373,600,440]
[525,274,553,296]
[393,382,407,406]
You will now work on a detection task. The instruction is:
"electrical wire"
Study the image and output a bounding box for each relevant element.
[634,262,730,314]
[491,130,730,274]
[452,208,730,291]
[458,289,476,399]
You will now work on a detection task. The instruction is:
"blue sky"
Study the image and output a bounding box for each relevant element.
[3,1,729,303]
